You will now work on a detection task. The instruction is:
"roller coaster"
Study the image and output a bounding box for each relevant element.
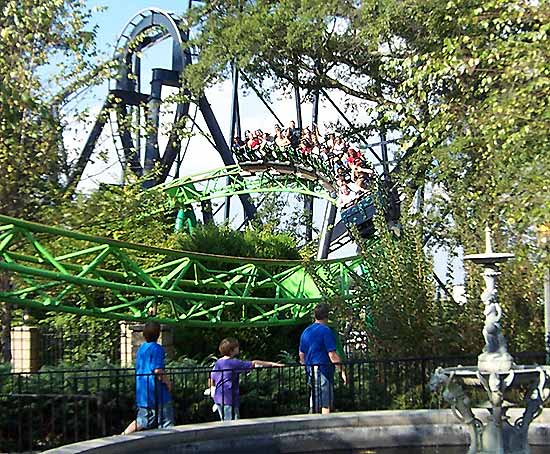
[0,6,399,327]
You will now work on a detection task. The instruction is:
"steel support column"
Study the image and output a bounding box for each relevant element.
[304,89,319,243]
[143,71,163,189]
[198,96,256,221]
[65,98,112,192]
[133,53,142,175]
[318,204,338,259]
[225,63,240,221]
[380,125,400,225]
[294,85,303,131]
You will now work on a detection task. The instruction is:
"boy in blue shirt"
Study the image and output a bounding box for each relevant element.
[299,303,347,414]
[122,322,173,433]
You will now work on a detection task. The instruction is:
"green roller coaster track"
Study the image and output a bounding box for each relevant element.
[0,214,366,327]
[159,163,337,206]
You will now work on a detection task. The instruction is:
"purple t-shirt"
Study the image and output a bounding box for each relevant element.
[211,358,253,406]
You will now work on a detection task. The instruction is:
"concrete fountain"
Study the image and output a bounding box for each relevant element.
[431,226,550,454]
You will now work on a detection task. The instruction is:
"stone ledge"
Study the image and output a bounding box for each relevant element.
[45,409,550,454]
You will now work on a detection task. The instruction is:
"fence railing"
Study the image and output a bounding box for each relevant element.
[38,327,123,366]
[0,352,546,452]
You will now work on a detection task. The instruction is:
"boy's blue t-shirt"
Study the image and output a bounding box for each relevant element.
[299,323,337,380]
[135,342,171,408]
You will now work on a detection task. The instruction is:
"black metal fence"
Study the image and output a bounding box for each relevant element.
[9,323,125,367]
[0,353,546,452]
[38,326,123,366]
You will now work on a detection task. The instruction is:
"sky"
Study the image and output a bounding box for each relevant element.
[71,0,464,287]
[74,1,355,186]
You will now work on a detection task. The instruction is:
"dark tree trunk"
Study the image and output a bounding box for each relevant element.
[0,270,12,362]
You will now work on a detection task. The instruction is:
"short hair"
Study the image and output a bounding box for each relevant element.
[314,303,330,321]
[219,337,239,356]
[143,322,161,342]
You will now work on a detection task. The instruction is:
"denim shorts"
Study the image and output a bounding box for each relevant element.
[136,402,174,430]
[309,367,333,412]
[216,404,240,421]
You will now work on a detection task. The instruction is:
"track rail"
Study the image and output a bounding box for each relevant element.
[159,162,337,206]
[0,215,365,327]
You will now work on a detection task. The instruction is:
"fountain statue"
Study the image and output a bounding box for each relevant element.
[431,226,550,454]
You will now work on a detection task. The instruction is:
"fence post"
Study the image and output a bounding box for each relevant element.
[11,325,41,373]
[421,358,427,407]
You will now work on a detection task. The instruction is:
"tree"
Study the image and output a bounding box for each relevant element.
[0,0,105,360]
[0,0,107,217]
[393,0,550,353]
[186,0,549,241]
[184,0,550,354]
[393,0,550,243]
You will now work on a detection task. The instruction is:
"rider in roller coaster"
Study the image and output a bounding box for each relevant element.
[231,121,376,209]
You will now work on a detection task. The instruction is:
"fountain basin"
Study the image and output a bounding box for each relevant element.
[45,409,550,454]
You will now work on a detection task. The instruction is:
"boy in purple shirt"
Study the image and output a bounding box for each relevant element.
[210,338,283,421]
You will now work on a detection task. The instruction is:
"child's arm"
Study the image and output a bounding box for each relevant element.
[154,368,172,392]
[251,360,284,368]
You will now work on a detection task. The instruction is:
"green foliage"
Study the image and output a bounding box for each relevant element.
[37,314,121,366]
[0,0,111,362]
[0,0,107,218]
[301,213,441,358]
[175,222,300,259]
[185,0,395,106]
[43,181,175,245]
[173,324,303,365]
[186,0,550,359]
[393,0,550,242]
[353,223,440,357]
[171,222,303,361]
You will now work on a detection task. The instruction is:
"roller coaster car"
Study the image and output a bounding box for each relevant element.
[341,196,376,239]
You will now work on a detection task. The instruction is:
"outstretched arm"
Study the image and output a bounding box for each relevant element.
[252,360,284,368]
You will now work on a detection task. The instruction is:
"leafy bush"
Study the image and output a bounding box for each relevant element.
[176,222,300,260]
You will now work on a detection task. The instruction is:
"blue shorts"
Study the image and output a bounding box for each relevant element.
[309,368,333,412]
[136,402,174,430]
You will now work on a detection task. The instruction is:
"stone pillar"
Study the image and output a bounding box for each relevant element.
[11,325,40,373]
[120,322,174,367]
[159,326,175,360]
[120,322,135,367]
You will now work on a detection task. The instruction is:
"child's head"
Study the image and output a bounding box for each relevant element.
[143,321,161,342]
[219,337,240,357]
